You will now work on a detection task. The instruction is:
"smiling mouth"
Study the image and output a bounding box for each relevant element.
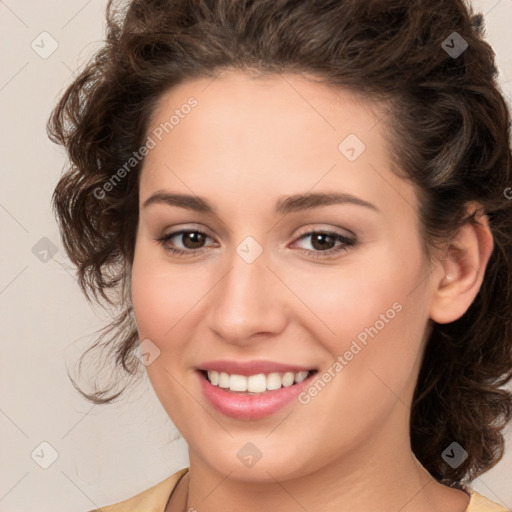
[199,369,318,395]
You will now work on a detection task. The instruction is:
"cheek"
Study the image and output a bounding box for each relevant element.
[131,243,202,342]
[300,246,429,396]
[293,265,428,456]
[300,256,417,351]
[130,245,202,423]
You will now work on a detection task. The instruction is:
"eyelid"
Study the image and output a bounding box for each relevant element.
[292,224,356,240]
[160,223,216,240]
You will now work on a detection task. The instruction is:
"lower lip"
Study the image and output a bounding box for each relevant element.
[197,371,315,420]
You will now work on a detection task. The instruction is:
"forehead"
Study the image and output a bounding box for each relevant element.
[139,70,417,219]
[147,70,384,146]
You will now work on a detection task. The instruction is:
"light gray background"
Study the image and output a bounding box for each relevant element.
[1,1,511,510]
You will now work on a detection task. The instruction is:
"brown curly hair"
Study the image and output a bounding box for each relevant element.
[47,0,512,487]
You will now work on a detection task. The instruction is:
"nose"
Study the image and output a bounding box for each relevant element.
[206,245,288,346]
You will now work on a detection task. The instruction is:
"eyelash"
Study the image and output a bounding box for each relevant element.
[155,228,356,259]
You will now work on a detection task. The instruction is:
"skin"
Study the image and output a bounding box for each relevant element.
[130,70,494,512]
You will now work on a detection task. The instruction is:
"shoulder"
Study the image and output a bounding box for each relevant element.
[466,488,511,512]
[86,467,189,512]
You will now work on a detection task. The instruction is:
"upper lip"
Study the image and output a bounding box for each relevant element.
[197,360,316,376]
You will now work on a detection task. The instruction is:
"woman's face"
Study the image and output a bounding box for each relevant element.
[131,70,439,481]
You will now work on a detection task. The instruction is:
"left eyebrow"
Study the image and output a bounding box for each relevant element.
[142,190,379,215]
[275,192,379,215]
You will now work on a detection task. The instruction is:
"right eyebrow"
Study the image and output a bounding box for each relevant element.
[143,191,215,213]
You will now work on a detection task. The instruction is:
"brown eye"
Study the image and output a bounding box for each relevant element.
[177,231,207,249]
[155,228,356,259]
[292,230,357,258]
[309,233,337,251]
[156,229,213,256]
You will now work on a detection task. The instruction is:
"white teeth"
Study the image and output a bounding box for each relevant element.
[295,370,309,383]
[282,372,295,387]
[218,372,230,388]
[209,371,219,386]
[247,373,267,393]
[229,374,247,392]
[266,372,282,390]
[205,370,313,393]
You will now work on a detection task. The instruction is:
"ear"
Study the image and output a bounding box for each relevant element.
[429,202,494,324]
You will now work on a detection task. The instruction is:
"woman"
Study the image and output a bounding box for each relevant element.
[47,0,512,510]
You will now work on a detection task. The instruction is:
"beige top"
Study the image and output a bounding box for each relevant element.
[89,467,510,512]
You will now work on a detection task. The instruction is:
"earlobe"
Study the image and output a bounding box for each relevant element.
[429,204,494,324]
